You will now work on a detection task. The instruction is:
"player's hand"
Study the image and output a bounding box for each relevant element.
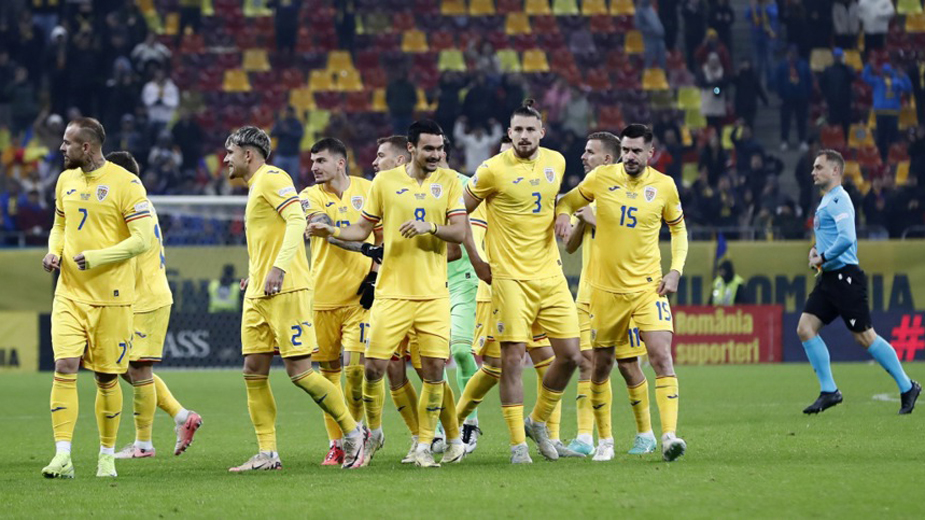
[73,253,88,270]
[399,220,432,238]
[43,253,60,272]
[263,267,285,296]
[554,214,572,241]
[575,206,596,227]
[657,270,681,296]
[240,278,249,291]
[307,222,336,238]
[809,249,823,269]
[357,272,377,310]
[360,243,384,264]
[472,257,492,285]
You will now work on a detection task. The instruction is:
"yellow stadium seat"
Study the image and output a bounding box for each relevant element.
[809,48,833,73]
[416,88,436,112]
[848,124,874,148]
[553,0,580,15]
[222,70,251,92]
[524,0,552,15]
[441,0,467,15]
[896,161,911,184]
[581,0,608,15]
[163,12,180,35]
[843,49,863,71]
[138,0,156,14]
[522,49,550,72]
[289,87,317,112]
[438,49,468,71]
[677,86,701,110]
[497,49,522,72]
[243,49,271,72]
[371,89,388,112]
[685,109,706,130]
[625,30,644,54]
[505,12,532,34]
[469,0,496,15]
[307,109,331,132]
[907,13,925,32]
[641,68,669,91]
[309,69,335,91]
[721,125,735,150]
[681,162,698,186]
[843,161,868,193]
[401,29,429,53]
[611,0,635,15]
[335,69,364,92]
[649,90,674,110]
[900,105,919,130]
[898,0,924,15]
[327,50,355,73]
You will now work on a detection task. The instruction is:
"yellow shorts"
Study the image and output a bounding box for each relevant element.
[473,301,550,359]
[51,296,133,374]
[312,305,369,362]
[395,333,423,369]
[580,300,647,358]
[367,298,449,361]
[492,275,580,342]
[590,286,670,357]
[132,305,171,362]
[577,301,591,351]
[241,290,316,358]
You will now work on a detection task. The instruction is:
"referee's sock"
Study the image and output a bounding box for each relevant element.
[802,336,837,393]
[868,336,913,393]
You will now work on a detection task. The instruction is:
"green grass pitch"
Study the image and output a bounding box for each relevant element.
[1,363,922,519]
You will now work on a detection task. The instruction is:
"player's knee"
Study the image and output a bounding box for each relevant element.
[616,358,641,380]
[365,363,385,382]
[796,323,815,342]
[54,358,80,374]
[451,341,473,360]
[94,372,118,383]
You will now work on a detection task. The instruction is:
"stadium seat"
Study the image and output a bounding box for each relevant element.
[641,68,669,91]
[522,49,550,72]
[533,15,560,34]
[496,0,521,13]
[242,49,271,72]
[327,51,356,73]
[469,0,496,15]
[289,87,317,112]
[441,0,467,15]
[611,0,635,15]
[335,69,364,92]
[900,105,919,130]
[585,68,612,90]
[856,145,882,169]
[393,12,416,31]
[625,30,644,54]
[598,105,624,129]
[416,88,436,111]
[222,70,251,92]
[896,161,911,184]
[371,88,388,112]
[430,30,455,50]
[307,109,332,135]
[847,124,874,148]
[809,48,834,73]
[438,49,468,71]
[524,0,552,15]
[581,0,608,15]
[906,13,925,32]
[363,67,388,88]
[552,0,579,15]
[843,160,865,188]
[649,90,674,111]
[721,125,735,150]
[164,12,180,36]
[685,108,706,130]
[505,13,532,34]
[820,125,846,149]
[402,29,429,52]
[309,69,335,91]
[590,14,615,33]
[345,91,371,112]
[898,0,924,15]
[889,142,910,163]
[497,49,522,72]
[677,87,700,110]
[843,49,863,71]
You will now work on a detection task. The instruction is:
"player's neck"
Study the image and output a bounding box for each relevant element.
[821,181,841,196]
[80,153,105,174]
[324,173,350,196]
[405,162,433,184]
[241,161,266,184]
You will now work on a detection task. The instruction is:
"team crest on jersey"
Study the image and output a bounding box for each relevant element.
[644,186,657,202]
[97,185,110,202]
[351,196,364,211]
[430,183,443,198]
[544,168,555,183]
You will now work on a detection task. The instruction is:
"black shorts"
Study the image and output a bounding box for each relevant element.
[803,264,872,333]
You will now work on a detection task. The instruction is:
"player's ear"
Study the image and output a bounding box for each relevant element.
[539,126,546,139]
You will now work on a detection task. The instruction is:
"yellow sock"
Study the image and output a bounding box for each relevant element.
[576,379,593,436]
[153,374,183,418]
[320,367,344,442]
[591,379,613,439]
[441,381,460,441]
[292,369,357,435]
[364,376,386,431]
[627,378,653,434]
[389,379,419,436]
[50,372,78,443]
[132,377,156,443]
[95,378,122,449]
[655,376,679,435]
[456,365,500,423]
[502,404,526,445]
[531,356,561,438]
[417,380,444,445]
[244,374,277,452]
[344,363,365,422]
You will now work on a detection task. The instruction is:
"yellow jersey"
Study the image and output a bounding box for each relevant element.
[300,176,374,309]
[52,161,150,306]
[573,165,685,293]
[361,165,466,299]
[244,164,312,299]
[469,198,491,303]
[133,203,173,312]
[465,147,566,281]
[572,202,597,304]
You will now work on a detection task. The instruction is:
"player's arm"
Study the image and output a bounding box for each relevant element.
[77,216,154,270]
[398,212,467,242]
[44,198,65,272]
[555,186,593,240]
[818,203,856,269]
[566,207,597,254]
[447,242,462,261]
[309,216,375,242]
[659,186,688,296]
[260,199,309,295]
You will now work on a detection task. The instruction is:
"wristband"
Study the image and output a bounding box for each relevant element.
[332,227,342,238]
[430,223,438,235]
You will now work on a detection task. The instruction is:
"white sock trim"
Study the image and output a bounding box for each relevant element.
[100,446,115,455]
[55,441,71,454]
[135,440,154,450]
[175,408,190,424]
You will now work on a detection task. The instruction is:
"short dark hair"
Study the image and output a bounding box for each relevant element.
[105,151,139,175]
[587,131,620,158]
[377,135,411,159]
[70,117,106,146]
[407,119,444,145]
[225,126,272,159]
[816,149,845,174]
[510,98,543,123]
[310,137,347,159]
[443,136,452,161]
[620,123,654,144]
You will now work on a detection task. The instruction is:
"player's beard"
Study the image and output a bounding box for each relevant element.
[624,161,645,176]
[513,142,538,159]
[63,153,86,170]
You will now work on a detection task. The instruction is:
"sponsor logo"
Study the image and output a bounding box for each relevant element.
[325,201,335,207]
[66,189,77,195]
[644,186,657,202]
[351,196,364,211]
[51,407,66,412]
[97,185,110,202]
[608,186,620,191]
[106,412,121,419]
[396,188,409,195]
[513,177,524,184]
[163,330,211,358]
[430,183,443,198]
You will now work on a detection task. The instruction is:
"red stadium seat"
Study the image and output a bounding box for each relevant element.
[363,67,388,88]
[532,15,559,34]
[430,30,455,50]
[589,15,615,33]
[585,67,612,90]
[393,12,416,31]
[345,91,371,112]
[856,145,883,170]
[889,142,910,163]
[598,105,624,130]
[820,125,846,149]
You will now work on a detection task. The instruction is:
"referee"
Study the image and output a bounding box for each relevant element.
[796,149,920,415]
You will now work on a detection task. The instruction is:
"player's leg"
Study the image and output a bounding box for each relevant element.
[499,341,532,463]
[343,307,369,423]
[115,361,156,459]
[852,327,919,414]
[414,299,457,466]
[568,301,595,455]
[456,354,501,425]
[387,347,420,463]
[450,286,478,421]
[798,280,842,413]
[529,344,582,458]
[151,373,202,456]
[44,297,83,478]
[313,308,348,463]
[617,323,656,455]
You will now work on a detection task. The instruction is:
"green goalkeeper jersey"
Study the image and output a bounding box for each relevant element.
[448,172,478,293]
